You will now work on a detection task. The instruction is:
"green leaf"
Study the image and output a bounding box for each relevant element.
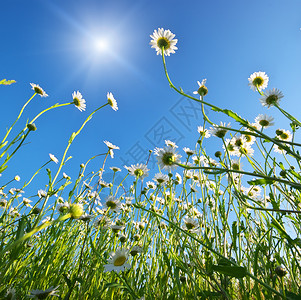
[247,178,275,186]
[0,164,8,173]
[203,169,226,175]
[212,265,246,278]
[0,141,8,150]
[286,291,301,300]
[0,79,16,85]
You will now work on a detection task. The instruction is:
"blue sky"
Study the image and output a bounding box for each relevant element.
[1,0,301,193]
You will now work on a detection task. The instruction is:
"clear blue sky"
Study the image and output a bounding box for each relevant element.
[1,0,301,193]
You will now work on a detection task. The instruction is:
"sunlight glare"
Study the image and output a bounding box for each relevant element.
[93,38,109,53]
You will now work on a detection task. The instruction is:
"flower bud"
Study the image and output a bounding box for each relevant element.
[27,123,37,131]
[69,203,84,219]
[275,265,287,277]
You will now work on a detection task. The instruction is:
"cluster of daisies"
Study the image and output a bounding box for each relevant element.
[29,83,118,112]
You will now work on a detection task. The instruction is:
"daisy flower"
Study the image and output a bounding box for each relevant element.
[49,153,58,164]
[276,129,292,142]
[197,125,211,138]
[209,122,231,138]
[273,144,285,154]
[28,286,60,298]
[93,216,112,229]
[248,71,269,91]
[260,88,283,108]
[30,83,48,97]
[130,245,143,256]
[242,185,261,199]
[153,173,169,184]
[183,147,195,156]
[165,140,178,148]
[223,138,239,156]
[175,172,182,184]
[38,189,47,198]
[231,159,241,171]
[150,28,178,56]
[125,163,149,180]
[72,91,86,112]
[146,181,156,189]
[104,248,130,272]
[107,92,118,111]
[154,146,181,172]
[104,195,121,212]
[193,79,208,98]
[103,140,120,158]
[23,197,33,208]
[0,199,7,207]
[183,216,199,233]
[255,114,274,128]
[238,142,254,156]
[110,166,121,172]
[242,129,256,145]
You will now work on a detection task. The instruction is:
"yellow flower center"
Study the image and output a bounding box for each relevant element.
[197,86,208,96]
[34,87,43,95]
[253,77,264,87]
[259,120,269,127]
[162,153,175,166]
[280,132,289,140]
[157,37,170,50]
[73,98,80,106]
[265,94,278,105]
[114,255,126,266]
[134,169,144,177]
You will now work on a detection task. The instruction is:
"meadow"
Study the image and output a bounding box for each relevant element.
[1,28,301,299]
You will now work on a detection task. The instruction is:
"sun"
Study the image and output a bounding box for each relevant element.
[93,37,109,53]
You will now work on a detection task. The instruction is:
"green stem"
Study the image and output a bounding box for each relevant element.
[1,93,36,146]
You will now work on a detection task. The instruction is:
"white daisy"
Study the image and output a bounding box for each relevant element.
[0,199,7,207]
[255,114,274,128]
[260,88,283,108]
[104,248,130,272]
[209,122,231,138]
[193,79,208,98]
[183,147,195,156]
[276,129,292,142]
[125,163,149,180]
[28,286,59,298]
[30,83,48,97]
[165,140,178,148]
[153,173,169,184]
[110,166,121,172]
[197,125,211,138]
[38,189,47,198]
[238,142,254,156]
[248,71,269,91]
[130,245,143,256]
[107,92,118,111]
[104,195,121,212]
[175,172,182,184]
[103,140,120,158]
[154,146,181,172]
[223,138,239,156]
[183,216,199,233]
[242,185,261,199]
[150,28,178,56]
[242,130,256,145]
[23,197,33,207]
[49,153,58,164]
[72,91,86,112]
[146,181,156,189]
[273,144,285,154]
